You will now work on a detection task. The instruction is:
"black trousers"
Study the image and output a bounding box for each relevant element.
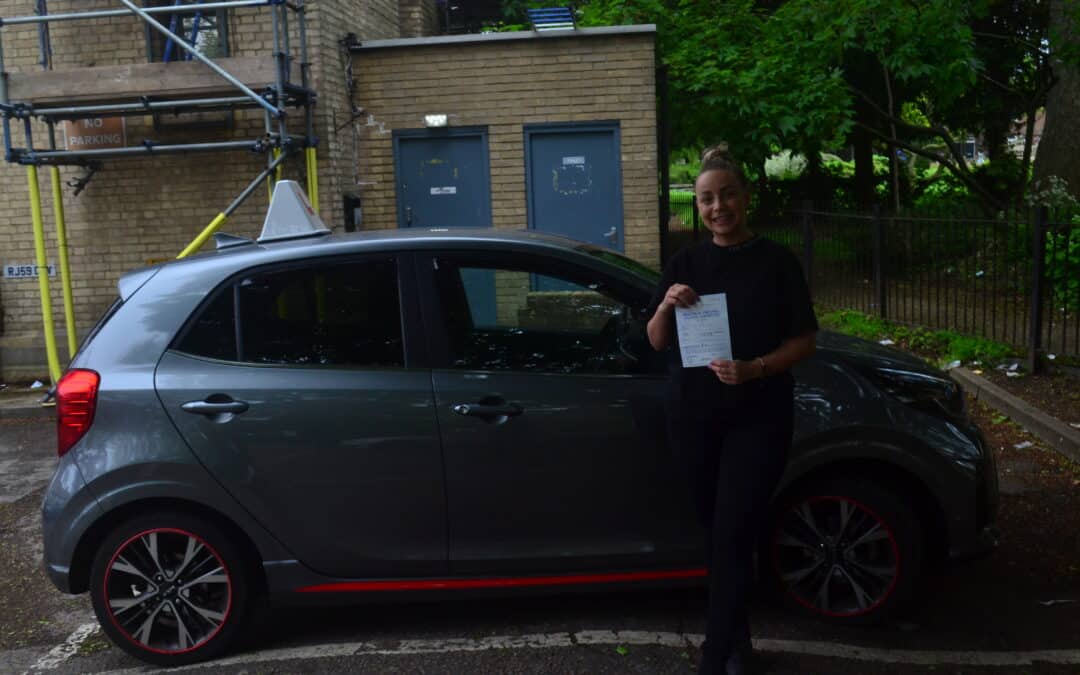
[668,390,793,674]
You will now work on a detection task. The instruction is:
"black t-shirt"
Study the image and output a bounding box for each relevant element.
[648,236,818,410]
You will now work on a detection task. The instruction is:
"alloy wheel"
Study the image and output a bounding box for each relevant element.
[771,495,900,617]
[102,528,232,654]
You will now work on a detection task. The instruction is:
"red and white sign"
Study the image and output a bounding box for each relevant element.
[62,117,126,150]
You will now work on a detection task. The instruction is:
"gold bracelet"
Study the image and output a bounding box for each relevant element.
[757,356,768,377]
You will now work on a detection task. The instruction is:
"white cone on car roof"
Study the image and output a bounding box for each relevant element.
[258,180,330,243]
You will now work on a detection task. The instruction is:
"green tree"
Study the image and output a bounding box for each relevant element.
[564,0,1067,210]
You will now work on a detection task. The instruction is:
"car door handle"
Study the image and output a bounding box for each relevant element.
[181,399,249,415]
[451,402,523,420]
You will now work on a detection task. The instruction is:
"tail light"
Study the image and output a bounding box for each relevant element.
[56,369,100,457]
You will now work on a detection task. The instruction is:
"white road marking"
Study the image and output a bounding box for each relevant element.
[753,638,1080,666]
[23,622,99,673]
[93,630,1080,674]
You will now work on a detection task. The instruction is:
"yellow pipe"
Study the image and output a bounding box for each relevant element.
[176,212,228,259]
[306,147,319,215]
[28,166,62,384]
[51,167,78,359]
[267,148,282,203]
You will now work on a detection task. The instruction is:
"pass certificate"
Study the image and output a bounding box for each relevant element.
[675,293,733,367]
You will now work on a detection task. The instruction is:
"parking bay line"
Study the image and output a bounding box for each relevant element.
[90,630,1080,673]
[22,622,99,673]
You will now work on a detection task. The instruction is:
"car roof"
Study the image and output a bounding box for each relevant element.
[120,228,640,298]
[175,227,609,268]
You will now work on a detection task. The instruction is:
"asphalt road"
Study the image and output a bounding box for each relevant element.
[2,407,1079,674]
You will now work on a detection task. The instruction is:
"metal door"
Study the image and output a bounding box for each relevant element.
[525,122,624,250]
[394,129,492,229]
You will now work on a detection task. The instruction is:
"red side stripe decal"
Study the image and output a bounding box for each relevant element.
[295,568,707,593]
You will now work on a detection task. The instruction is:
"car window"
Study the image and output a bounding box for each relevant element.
[176,257,404,367]
[433,259,650,375]
[176,287,237,362]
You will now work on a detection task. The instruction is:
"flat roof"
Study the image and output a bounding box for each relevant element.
[351,25,657,52]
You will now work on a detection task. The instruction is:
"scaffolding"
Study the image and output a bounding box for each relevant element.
[0,0,319,384]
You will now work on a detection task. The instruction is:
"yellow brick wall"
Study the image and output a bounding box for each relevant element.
[399,0,439,38]
[0,0,409,379]
[351,31,660,270]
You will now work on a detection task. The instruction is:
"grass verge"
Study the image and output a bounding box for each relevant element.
[818,308,1019,367]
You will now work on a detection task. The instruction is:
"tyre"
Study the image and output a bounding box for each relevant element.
[89,511,252,666]
[766,477,923,624]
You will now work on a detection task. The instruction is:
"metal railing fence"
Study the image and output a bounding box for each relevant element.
[663,200,1080,365]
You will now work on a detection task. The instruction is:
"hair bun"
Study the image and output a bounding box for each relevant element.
[697,143,748,188]
[701,143,734,163]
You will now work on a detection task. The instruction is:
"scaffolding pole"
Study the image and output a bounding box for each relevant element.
[48,124,76,358]
[1,1,271,26]
[20,139,271,165]
[0,0,320,381]
[33,95,257,119]
[178,148,291,258]
[306,146,318,214]
[117,0,283,119]
[297,0,318,211]
[27,164,62,383]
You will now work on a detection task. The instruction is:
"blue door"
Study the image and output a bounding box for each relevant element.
[525,123,624,250]
[394,129,492,229]
[395,128,495,323]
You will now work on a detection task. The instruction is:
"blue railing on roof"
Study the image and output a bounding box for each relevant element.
[527,6,576,31]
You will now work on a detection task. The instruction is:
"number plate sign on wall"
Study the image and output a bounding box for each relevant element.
[4,264,56,279]
[62,117,127,150]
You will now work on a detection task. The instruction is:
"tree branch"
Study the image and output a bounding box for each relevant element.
[977,71,1026,98]
[849,86,973,174]
[971,30,1048,56]
[855,121,1006,211]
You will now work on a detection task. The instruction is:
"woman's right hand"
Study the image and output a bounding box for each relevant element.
[661,283,699,311]
[649,284,696,350]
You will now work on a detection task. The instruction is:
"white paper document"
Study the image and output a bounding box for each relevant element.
[675,293,733,367]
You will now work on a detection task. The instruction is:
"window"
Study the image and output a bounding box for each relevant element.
[176,258,404,368]
[176,286,237,362]
[434,259,648,375]
[143,1,229,62]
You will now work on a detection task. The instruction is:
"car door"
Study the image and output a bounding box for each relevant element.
[155,254,448,579]
[416,250,703,575]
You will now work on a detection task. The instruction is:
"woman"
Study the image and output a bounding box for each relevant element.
[646,147,817,674]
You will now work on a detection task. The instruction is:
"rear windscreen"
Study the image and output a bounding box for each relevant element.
[72,297,123,362]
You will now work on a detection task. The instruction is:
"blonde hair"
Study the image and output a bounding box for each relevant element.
[699,144,749,189]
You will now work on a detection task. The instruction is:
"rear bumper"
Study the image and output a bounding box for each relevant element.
[41,451,102,596]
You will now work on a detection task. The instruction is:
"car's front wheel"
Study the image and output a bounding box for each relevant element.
[89,511,251,666]
[767,478,922,624]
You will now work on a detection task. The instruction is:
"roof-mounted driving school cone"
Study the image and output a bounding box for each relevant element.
[259,180,331,243]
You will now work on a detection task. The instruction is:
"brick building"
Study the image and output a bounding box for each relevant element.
[0,1,657,380]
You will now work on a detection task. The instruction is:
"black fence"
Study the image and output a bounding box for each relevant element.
[664,202,1080,365]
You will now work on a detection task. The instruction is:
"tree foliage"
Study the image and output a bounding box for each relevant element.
[543,0,1068,209]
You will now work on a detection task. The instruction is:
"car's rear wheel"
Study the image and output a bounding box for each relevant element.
[89,511,251,666]
[767,478,922,624]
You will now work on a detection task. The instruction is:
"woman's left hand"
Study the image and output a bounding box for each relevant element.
[708,359,758,385]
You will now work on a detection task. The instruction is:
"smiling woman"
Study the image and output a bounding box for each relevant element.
[646,145,819,674]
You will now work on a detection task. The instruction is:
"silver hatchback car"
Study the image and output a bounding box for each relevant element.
[43,185,998,666]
